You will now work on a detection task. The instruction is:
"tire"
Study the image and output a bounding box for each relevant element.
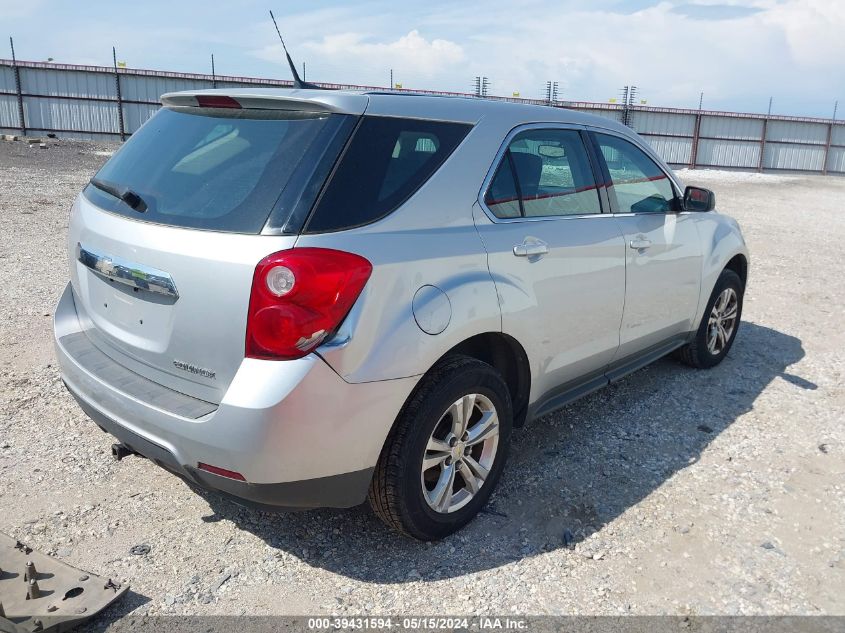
[368,355,513,540]
[677,269,744,369]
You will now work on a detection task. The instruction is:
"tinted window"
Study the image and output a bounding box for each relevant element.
[595,133,676,213]
[484,129,601,218]
[484,153,521,218]
[305,116,472,233]
[85,107,352,233]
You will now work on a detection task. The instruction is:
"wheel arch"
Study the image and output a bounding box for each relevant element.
[435,332,531,427]
[724,252,748,288]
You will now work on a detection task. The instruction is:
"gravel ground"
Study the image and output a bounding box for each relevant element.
[1,139,844,624]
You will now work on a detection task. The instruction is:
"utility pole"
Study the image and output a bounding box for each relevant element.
[619,85,637,127]
[9,36,25,136]
[692,91,704,169]
[833,100,839,121]
[390,68,393,89]
[211,54,217,88]
[620,85,629,126]
[302,61,305,80]
[113,46,126,141]
[545,81,559,104]
[473,76,489,97]
[767,96,773,116]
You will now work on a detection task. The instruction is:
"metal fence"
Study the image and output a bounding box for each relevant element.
[2,58,843,175]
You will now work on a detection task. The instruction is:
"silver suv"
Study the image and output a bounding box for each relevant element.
[54,89,749,540]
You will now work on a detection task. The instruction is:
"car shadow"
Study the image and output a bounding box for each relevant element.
[199,321,813,583]
[76,589,150,633]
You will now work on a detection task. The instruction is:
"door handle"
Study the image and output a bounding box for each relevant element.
[513,240,549,257]
[629,237,652,250]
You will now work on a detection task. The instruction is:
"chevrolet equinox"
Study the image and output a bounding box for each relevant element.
[54,89,749,540]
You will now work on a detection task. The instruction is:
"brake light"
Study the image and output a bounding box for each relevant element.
[195,95,241,109]
[245,248,372,360]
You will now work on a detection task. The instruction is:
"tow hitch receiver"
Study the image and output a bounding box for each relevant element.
[0,533,128,633]
[110,443,134,462]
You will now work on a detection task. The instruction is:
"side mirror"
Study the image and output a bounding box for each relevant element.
[683,186,716,212]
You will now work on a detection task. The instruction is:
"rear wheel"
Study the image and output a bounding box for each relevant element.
[677,269,744,369]
[368,355,512,540]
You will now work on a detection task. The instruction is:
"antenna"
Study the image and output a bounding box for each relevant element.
[269,9,322,89]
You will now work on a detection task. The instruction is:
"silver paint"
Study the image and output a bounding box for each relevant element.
[55,88,750,494]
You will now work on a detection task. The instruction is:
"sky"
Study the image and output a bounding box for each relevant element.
[3,0,843,118]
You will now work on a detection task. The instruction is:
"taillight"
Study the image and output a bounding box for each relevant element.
[245,248,372,360]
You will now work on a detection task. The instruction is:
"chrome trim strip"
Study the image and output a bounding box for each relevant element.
[76,243,179,299]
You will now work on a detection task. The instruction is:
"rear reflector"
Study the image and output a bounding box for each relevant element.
[197,462,247,481]
[195,95,241,109]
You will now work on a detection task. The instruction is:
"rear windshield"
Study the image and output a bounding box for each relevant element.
[84,106,352,233]
[304,116,472,233]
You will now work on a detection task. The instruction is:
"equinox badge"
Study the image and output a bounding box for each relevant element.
[173,360,216,380]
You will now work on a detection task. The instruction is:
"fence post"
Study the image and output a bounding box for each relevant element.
[822,122,833,176]
[758,117,768,173]
[690,112,702,169]
[9,37,26,136]
[112,47,126,141]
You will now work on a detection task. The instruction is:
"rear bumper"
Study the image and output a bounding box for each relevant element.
[54,283,419,509]
[69,392,373,510]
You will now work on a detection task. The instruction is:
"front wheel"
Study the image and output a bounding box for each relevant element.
[368,355,513,540]
[677,269,744,369]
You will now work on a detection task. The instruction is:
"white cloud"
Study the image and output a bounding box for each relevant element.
[252,29,464,85]
[4,0,843,116]
[386,0,845,109]
[305,30,464,77]
[763,0,845,69]
[0,0,44,19]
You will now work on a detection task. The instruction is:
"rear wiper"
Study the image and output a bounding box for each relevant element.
[89,177,148,212]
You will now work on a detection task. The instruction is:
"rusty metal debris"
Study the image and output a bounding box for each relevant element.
[0,533,128,633]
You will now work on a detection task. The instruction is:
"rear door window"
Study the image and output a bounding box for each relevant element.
[483,129,602,219]
[594,133,676,213]
[304,116,472,233]
[84,107,353,233]
[484,152,522,218]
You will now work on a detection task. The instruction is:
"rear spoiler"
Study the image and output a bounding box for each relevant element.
[161,89,368,115]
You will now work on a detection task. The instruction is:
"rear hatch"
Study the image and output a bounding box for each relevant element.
[67,92,363,404]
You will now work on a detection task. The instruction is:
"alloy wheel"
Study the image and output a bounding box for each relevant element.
[707,287,738,355]
[421,393,500,514]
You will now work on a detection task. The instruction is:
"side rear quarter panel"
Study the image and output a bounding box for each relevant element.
[299,116,511,384]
